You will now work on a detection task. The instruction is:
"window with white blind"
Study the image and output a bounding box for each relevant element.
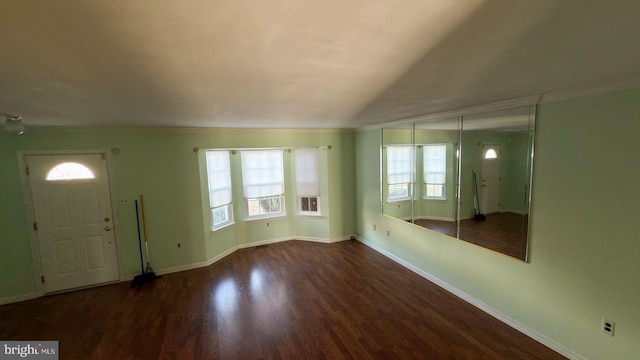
[205,150,234,230]
[241,150,285,219]
[295,147,320,215]
[423,144,446,200]
[386,145,413,201]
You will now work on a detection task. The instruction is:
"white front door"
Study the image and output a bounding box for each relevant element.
[27,154,119,293]
[481,144,501,214]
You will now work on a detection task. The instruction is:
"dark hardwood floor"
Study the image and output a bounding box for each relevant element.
[0,240,564,359]
[416,212,528,259]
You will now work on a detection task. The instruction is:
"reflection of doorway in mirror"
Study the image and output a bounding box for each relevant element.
[481,144,501,214]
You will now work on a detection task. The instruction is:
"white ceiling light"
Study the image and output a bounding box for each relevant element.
[1,113,25,135]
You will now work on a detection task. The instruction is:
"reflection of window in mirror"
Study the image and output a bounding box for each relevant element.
[484,149,498,159]
[386,145,413,201]
[423,144,446,200]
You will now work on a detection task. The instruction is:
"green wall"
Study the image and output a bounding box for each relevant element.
[0,129,355,301]
[356,88,640,360]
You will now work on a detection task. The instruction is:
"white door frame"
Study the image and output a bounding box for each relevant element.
[18,149,124,295]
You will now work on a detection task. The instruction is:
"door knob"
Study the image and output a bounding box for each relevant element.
[105,226,113,231]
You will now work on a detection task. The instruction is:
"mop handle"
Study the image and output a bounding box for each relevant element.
[140,194,148,243]
[134,199,144,274]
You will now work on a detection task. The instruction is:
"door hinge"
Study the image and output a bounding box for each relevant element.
[101,153,106,160]
[41,276,45,284]
[26,166,30,176]
[33,222,38,231]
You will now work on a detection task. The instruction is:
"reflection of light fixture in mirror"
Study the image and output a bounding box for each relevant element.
[1,113,26,135]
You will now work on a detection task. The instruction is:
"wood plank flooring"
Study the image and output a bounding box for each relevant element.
[416,212,528,259]
[0,240,564,359]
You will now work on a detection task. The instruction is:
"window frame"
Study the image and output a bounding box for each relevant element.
[205,150,235,231]
[386,145,414,202]
[295,147,321,216]
[241,150,286,220]
[298,196,321,216]
[245,194,285,220]
[211,203,234,231]
[423,144,447,200]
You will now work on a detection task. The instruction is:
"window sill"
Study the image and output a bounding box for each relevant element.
[244,213,287,222]
[423,197,447,201]
[387,197,412,203]
[212,221,236,232]
[298,212,322,217]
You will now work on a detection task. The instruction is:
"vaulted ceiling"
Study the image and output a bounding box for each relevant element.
[1,0,639,129]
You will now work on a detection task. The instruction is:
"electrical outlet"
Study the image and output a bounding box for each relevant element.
[177,243,182,248]
[266,222,270,227]
[602,318,615,336]
[386,229,391,237]
[119,198,128,205]
[373,224,376,231]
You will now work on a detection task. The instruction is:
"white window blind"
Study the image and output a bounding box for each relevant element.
[206,151,232,207]
[241,150,284,198]
[295,147,320,197]
[387,146,413,185]
[386,145,414,201]
[424,144,446,199]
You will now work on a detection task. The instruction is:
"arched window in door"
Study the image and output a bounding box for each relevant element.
[46,162,95,181]
[484,149,498,159]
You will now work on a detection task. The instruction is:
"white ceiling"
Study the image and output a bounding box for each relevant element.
[1,0,639,129]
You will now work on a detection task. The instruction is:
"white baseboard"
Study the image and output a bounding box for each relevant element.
[330,235,354,243]
[149,245,241,278]
[500,208,526,215]
[125,235,354,280]
[0,292,40,306]
[356,236,587,360]
[238,236,294,249]
[239,235,352,249]
[298,235,353,243]
[414,215,456,222]
[460,210,526,220]
[3,235,356,305]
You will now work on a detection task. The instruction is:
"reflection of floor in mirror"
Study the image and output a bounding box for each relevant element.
[415,212,528,259]
[414,218,457,237]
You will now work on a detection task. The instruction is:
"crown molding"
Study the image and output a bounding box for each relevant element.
[357,78,640,132]
[357,95,541,132]
[24,126,355,134]
[538,78,640,104]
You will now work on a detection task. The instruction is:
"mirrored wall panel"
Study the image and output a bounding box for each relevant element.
[381,123,414,221]
[458,106,534,260]
[381,105,535,261]
[412,118,460,238]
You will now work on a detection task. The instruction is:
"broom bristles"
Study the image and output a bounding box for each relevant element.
[130,271,157,288]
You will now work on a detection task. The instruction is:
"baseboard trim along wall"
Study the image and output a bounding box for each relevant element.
[123,236,352,281]
[414,215,456,222]
[356,236,588,360]
[0,292,41,306]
